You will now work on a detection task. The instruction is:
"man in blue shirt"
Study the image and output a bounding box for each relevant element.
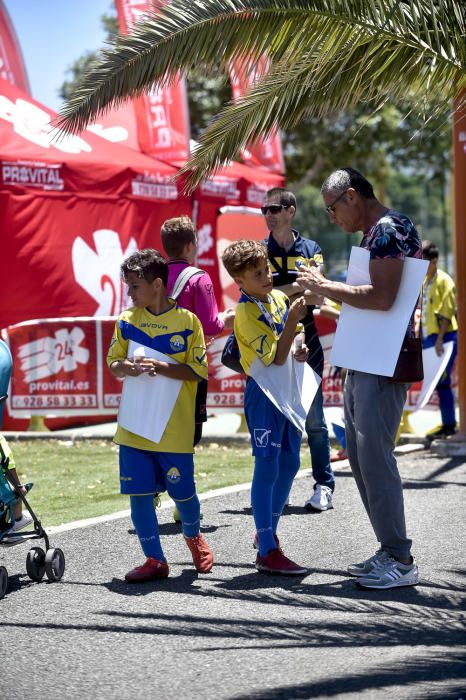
[263,187,335,512]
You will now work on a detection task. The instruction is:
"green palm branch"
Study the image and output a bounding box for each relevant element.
[57,0,466,189]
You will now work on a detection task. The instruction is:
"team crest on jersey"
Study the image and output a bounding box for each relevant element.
[192,346,207,366]
[294,256,309,270]
[169,334,186,352]
[252,334,271,358]
[166,467,181,484]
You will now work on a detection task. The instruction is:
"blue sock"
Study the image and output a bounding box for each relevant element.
[251,455,280,557]
[173,493,201,538]
[130,495,165,562]
[272,450,300,534]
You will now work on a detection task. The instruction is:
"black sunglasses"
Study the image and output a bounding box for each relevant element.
[261,204,290,215]
[325,190,348,215]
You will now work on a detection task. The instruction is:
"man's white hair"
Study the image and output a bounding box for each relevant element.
[321,170,351,196]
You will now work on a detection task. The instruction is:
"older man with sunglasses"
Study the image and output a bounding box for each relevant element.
[297,167,422,590]
[262,187,335,513]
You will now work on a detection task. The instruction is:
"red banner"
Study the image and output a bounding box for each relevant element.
[0,191,186,331]
[0,1,30,92]
[4,318,121,417]
[3,315,454,420]
[115,0,190,161]
[206,332,246,412]
[229,57,284,174]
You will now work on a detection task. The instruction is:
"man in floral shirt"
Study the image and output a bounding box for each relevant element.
[297,167,422,590]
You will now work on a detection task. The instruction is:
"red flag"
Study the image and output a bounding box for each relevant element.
[0,0,30,91]
[114,0,190,161]
[229,56,284,174]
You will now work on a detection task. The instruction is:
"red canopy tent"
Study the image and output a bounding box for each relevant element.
[0,76,191,331]
[91,102,284,306]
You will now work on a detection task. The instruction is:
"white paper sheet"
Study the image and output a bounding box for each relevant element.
[330,247,428,376]
[117,341,182,443]
[412,342,454,411]
[249,353,321,432]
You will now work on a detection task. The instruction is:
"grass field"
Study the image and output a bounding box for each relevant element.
[5,439,308,527]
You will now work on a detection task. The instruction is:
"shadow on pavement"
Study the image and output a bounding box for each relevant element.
[231,651,466,699]
[2,605,464,654]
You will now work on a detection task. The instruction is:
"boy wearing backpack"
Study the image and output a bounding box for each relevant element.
[162,215,235,446]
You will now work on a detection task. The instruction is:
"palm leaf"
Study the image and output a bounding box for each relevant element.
[56,0,466,187]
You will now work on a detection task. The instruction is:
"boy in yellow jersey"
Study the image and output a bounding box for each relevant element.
[222,240,309,575]
[107,249,213,582]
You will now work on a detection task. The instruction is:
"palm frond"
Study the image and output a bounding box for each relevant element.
[56,0,466,188]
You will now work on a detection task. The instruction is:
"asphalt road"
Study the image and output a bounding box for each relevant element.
[1,451,465,700]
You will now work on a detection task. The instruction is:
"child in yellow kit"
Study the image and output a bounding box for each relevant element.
[107,249,213,582]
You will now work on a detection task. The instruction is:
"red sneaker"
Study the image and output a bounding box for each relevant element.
[256,548,307,576]
[125,557,169,583]
[184,534,213,573]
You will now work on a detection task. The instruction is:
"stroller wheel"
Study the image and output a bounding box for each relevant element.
[45,548,65,582]
[0,566,8,598]
[26,546,46,581]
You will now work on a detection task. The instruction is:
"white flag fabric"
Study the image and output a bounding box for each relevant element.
[249,353,321,432]
[413,342,454,411]
[117,341,182,443]
[330,248,428,377]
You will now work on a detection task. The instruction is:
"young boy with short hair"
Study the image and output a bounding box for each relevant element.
[161,215,235,523]
[222,240,309,575]
[107,249,213,582]
[161,215,234,445]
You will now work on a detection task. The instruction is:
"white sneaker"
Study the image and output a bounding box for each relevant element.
[304,485,333,512]
[358,555,419,589]
[11,513,33,531]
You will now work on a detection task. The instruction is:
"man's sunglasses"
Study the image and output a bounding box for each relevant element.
[325,190,348,215]
[261,204,290,215]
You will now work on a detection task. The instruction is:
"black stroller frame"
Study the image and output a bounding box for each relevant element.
[0,435,65,598]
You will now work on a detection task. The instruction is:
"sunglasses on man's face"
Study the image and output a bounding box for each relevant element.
[261,204,290,215]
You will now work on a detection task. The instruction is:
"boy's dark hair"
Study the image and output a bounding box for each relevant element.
[161,215,196,259]
[121,249,168,286]
[422,240,439,260]
[222,240,268,278]
[321,167,375,199]
[265,187,297,210]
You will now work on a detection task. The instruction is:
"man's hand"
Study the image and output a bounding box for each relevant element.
[435,337,444,357]
[297,267,327,295]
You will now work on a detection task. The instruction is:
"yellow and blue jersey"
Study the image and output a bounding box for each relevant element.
[266,230,324,374]
[107,302,208,453]
[234,289,300,376]
[266,230,324,282]
[422,269,457,337]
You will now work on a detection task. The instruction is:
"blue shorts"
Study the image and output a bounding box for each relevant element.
[119,445,195,500]
[244,378,302,457]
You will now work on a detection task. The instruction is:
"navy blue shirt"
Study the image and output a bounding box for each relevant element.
[266,230,324,375]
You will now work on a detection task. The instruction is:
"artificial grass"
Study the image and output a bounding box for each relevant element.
[7,439,286,527]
